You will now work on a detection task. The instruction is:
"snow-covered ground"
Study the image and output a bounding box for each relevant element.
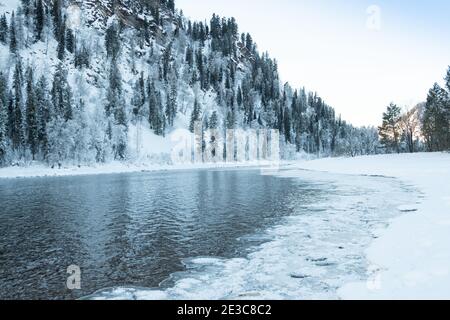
[285,152,450,299]
[0,160,285,179]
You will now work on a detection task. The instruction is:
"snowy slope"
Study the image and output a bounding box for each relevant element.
[0,0,382,170]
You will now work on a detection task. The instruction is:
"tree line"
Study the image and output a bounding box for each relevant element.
[0,0,381,167]
[379,67,450,153]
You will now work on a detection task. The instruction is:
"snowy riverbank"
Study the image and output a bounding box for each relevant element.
[2,152,448,300]
[287,152,450,299]
[0,160,289,179]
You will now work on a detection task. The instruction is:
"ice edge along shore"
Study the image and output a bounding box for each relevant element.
[287,152,450,299]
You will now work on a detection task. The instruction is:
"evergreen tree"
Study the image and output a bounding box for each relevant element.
[0,73,7,164]
[378,103,402,153]
[0,99,7,165]
[51,0,62,37]
[74,43,90,69]
[165,81,177,127]
[51,63,72,121]
[167,0,175,12]
[25,67,39,159]
[9,12,17,54]
[66,28,75,54]
[189,98,201,133]
[236,86,243,107]
[105,61,127,159]
[35,0,44,41]
[35,75,50,159]
[0,14,8,44]
[226,107,236,130]
[11,61,24,151]
[284,109,292,143]
[209,111,219,129]
[422,83,449,151]
[57,17,66,60]
[131,72,145,121]
[105,23,121,60]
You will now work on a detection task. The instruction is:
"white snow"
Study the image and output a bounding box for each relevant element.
[0,160,282,179]
[284,152,450,299]
[83,152,450,300]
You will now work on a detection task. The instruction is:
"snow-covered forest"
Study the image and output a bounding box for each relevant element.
[0,0,396,167]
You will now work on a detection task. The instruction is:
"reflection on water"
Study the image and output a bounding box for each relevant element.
[0,169,313,300]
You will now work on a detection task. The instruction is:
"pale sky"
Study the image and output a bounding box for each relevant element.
[177,0,450,126]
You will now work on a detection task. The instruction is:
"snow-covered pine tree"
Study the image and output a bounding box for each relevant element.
[131,72,146,122]
[11,60,24,152]
[35,75,50,159]
[0,72,7,165]
[9,12,17,54]
[189,98,201,133]
[165,79,177,127]
[25,66,39,159]
[209,111,219,130]
[105,51,128,159]
[0,14,8,44]
[51,63,73,121]
[35,0,44,42]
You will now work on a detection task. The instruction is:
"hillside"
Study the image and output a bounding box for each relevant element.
[0,0,379,167]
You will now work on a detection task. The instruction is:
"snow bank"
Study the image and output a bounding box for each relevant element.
[288,152,450,299]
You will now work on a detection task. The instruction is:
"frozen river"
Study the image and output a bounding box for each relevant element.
[0,168,414,300]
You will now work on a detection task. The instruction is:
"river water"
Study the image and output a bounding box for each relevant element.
[0,168,415,300]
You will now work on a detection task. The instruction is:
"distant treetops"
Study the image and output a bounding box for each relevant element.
[379,66,450,153]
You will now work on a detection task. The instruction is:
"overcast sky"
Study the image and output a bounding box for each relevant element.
[177,0,450,126]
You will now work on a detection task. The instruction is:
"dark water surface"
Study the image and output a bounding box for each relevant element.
[0,169,314,300]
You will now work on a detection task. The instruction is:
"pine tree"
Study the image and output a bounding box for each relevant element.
[209,111,219,129]
[378,103,402,153]
[226,107,236,130]
[11,62,24,151]
[167,0,175,12]
[422,83,449,151]
[75,43,90,69]
[165,80,177,127]
[35,0,44,41]
[35,75,50,159]
[0,99,7,165]
[57,18,66,60]
[105,23,121,60]
[9,12,17,54]
[51,63,72,121]
[131,72,145,121]
[189,98,201,133]
[0,14,8,44]
[66,28,75,54]
[0,73,7,164]
[51,0,62,37]
[236,86,243,107]
[284,109,292,143]
[105,61,127,159]
[25,67,38,159]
